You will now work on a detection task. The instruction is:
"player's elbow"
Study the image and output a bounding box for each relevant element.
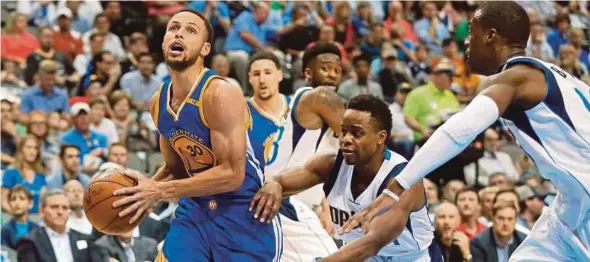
[224,163,246,192]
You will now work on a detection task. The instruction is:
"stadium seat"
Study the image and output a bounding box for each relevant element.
[127,152,147,173]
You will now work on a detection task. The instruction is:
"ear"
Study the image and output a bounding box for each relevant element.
[200,42,211,57]
[277,69,283,82]
[304,68,312,82]
[486,28,497,45]
[377,130,387,145]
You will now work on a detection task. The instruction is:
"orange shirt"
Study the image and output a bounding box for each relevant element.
[455,73,482,94]
[53,30,84,62]
[1,32,39,62]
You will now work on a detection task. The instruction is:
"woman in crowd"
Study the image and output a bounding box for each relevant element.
[0,12,40,68]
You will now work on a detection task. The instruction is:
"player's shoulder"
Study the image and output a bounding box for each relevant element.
[299,86,344,108]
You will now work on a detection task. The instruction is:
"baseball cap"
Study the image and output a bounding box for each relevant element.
[433,59,455,75]
[381,48,398,60]
[71,102,91,116]
[516,185,544,201]
[56,8,73,19]
[397,82,412,92]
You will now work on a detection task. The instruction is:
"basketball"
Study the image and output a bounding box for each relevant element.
[83,168,141,235]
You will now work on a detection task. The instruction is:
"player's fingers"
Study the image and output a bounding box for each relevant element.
[129,203,148,224]
[112,193,141,208]
[260,198,276,223]
[118,199,144,217]
[340,212,364,233]
[254,195,268,220]
[113,186,140,196]
[269,201,281,223]
[249,192,262,212]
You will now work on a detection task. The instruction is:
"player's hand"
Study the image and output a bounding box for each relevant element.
[249,180,282,223]
[112,169,161,224]
[339,193,396,234]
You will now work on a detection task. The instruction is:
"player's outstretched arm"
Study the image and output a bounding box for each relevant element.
[249,153,336,223]
[319,181,426,262]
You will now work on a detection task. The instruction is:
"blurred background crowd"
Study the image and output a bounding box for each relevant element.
[0,1,588,262]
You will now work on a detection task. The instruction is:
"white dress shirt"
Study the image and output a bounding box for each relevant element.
[45,226,74,262]
[67,212,93,236]
[464,151,520,186]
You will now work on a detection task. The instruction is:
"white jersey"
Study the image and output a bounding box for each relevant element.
[500,56,590,229]
[265,87,339,208]
[324,149,434,258]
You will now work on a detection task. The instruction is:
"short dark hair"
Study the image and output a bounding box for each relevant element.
[92,50,112,68]
[89,97,106,108]
[352,54,372,67]
[494,188,520,204]
[59,144,80,159]
[476,1,530,47]
[302,42,342,69]
[554,12,570,26]
[492,200,518,217]
[454,187,480,204]
[248,51,281,71]
[94,13,109,25]
[442,38,454,47]
[9,185,33,201]
[173,8,214,45]
[137,52,153,62]
[346,95,392,141]
[89,32,102,42]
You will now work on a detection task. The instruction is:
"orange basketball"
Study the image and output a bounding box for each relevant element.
[83,169,141,235]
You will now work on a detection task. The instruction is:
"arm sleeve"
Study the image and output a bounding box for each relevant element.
[395,95,500,189]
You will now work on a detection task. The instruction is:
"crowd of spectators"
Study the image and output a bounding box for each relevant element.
[0,1,588,262]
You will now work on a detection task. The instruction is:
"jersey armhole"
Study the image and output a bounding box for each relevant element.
[322,151,344,196]
[290,88,312,130]
[376,162,408,195]
[150,84,163,128]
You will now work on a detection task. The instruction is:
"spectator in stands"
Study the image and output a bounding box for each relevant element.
[408,44,432,85]
[53,8,84,62]
[64,180,93,236]
[211,54,241,89]
[516,154,540,178]
[225,2,271,88]
[89,97,119,146]
[479,186,500,225]
[25,26,78,88]
[102,1,126,40]
[547,12,571,57]
[109,91,134,144]
[352,1,376,39]
[464,128,520,187]
[453,57,481,104]
[61,102,107,174]
[64,0,92,34]
[308,25,348,62]
[570,28,590,71]
[120,52,161,111]
[424,178,440,213]
[69,79,103,105]
[187,0,232,52]
[326,2,355,46]
[47,111,68,140]
[1,98,19,169]
[107,142,128,167]
[489,172,511,189]
[470,201,526,262]
[413,1,450,54]
[522,174,544,193]
[27,111,61,173]
[516,185,544,232]
[442,179,465,203]
[403,61,459,142]
[79,50,121,95]
[1,186,40,249]
[338,55,384,100]
[376,46,411,101]
[384,1,418,44]
[360,24,386,61]
[120,32,149,75]
[1,135,47,214]
[46,144,91,190]
[1,12,40,68]
[433,39,465,77]
[388,27,416,63]
[388,82,414,158]
[20,60,70,116]
[526,21,555,63]
[1,60,27,90]
[16,189,105,262]
[558,44,590,83]
[455,188,487,240]
[73,33,105,76]
[82,13,125,60]
[95,228,158,262]
[434,202,470,261]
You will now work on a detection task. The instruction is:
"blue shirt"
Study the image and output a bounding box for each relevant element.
[1,168,46,214]
[1,219,40,249]
[120,71,162,103]
[61,129,108,161]
[413,18,450,54]
[546,29,569,57]
[19,86,70,114]
[45,172,91,190]
[224,11,266,53]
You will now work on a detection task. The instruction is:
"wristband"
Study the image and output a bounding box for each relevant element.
[381,189,400,201]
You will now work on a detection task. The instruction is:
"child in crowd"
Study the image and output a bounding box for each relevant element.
[1,185,40,249]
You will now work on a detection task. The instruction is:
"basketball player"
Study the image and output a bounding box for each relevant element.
[247,51,339,261]
[262,43,346,217]
[252,95,440,261]
[343,2,590,261]
[111,9,281,261]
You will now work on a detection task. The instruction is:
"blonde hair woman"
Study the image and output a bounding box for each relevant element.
[1,135,47,214]
[0,12,40,67]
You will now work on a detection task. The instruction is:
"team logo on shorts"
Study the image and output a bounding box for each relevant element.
[170,129,216,176]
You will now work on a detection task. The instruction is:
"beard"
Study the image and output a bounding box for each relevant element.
[310,75,338,89]
[165,52,199,72]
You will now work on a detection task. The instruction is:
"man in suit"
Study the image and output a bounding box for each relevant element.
[95,230,158,262]
[470,201,527,262]
[16,189,106,262]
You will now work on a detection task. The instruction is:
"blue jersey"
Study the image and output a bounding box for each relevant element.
[152,68,264,204]
[246,94,291,171]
